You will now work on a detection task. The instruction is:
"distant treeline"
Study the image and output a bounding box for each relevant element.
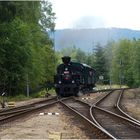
[56,39,140,87]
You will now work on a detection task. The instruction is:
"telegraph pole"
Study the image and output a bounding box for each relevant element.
[109,70,112,89]
[119,59,123,88]
[50,26,56,71]
[53,29,56,70]
[26,73,29,97]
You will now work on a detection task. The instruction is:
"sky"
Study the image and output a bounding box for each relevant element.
[49,0,140,30]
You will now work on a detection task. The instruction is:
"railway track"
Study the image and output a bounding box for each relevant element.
[94,89,140,124]
[60,97,115,139]
[59,88,139,139]
[1,89,139,139]
[83,89,140,139]
[117,89,140,124]
[91,105,140,139]
[95,90,130,116]
[74,88,140,138]
[0,96,114,139]
[0,96,57,113]
[0,97,58,125]
[61,97,92,120]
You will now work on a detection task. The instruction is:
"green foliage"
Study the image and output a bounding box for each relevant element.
[0,1,16,22]
[106,39,140,87]
[59,46,77,58]
[57,39,140,87]
[7,94,30,102]
[131,40,140,86]
[94,43,108,82]
[56,46,87,64]
[56,45,108,83]
[30,92,42,98]
[0,1,55,96]
[40,1,55,31]
[75,48,86,63]
[2,0,139,95]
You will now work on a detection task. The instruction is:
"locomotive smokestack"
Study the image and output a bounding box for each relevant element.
[62,56,71,64]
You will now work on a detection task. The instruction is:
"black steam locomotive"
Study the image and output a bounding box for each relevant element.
[54,56,96,96]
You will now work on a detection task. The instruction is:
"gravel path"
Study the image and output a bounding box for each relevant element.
[121,88,140,121]
[0,103,91,139]
[0,96,54,110]
[0,89,140,139]
[77,92,107,105]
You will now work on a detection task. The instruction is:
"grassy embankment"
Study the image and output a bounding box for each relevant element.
[0,89,56,103]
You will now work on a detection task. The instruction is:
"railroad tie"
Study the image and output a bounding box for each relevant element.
[39,112,59,115]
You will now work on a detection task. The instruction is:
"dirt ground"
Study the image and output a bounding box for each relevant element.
[77,91,107,105]
[0,97,53,110]
[0,103,92,139]
[78,89,140,122]
[0,89,140,139]
[121,88,140,121]
[0,92,108,139]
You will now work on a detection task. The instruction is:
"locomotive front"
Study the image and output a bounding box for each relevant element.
[54,56,79,96]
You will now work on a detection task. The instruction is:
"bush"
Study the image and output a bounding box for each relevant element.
[7,94,30,102]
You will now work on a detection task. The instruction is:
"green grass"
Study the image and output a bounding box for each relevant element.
[6,94,32,102]
[0,88,56,103]
[31,88,56,98]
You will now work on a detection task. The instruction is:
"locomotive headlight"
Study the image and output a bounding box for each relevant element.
[58,81,62,84]
[72,80,75,83]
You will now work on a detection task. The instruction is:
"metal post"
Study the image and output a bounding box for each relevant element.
[110,74,112,89]
[1,92,6,108]
[26,74,29,97]
[53,29,56,70]
[119,59,122,88]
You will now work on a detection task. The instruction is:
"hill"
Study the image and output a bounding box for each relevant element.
[54,28,140,52]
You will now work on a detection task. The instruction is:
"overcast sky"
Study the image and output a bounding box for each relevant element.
[50,0,140,30]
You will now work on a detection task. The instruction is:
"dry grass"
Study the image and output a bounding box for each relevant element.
[122,88,140,120]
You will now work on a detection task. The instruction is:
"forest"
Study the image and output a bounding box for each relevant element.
[0,1,140,97]
[0,1,55,96]
[56,39,140,87]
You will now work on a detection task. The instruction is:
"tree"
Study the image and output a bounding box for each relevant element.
[131,39,140,86]
[0,1,55,96]
[110,39,136,86]
[104,41,116,85]
[75,48,86,63]
[94,43,108,83]
[40,0,55,31]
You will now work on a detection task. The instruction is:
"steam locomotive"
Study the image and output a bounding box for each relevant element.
[54,56,96,96]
